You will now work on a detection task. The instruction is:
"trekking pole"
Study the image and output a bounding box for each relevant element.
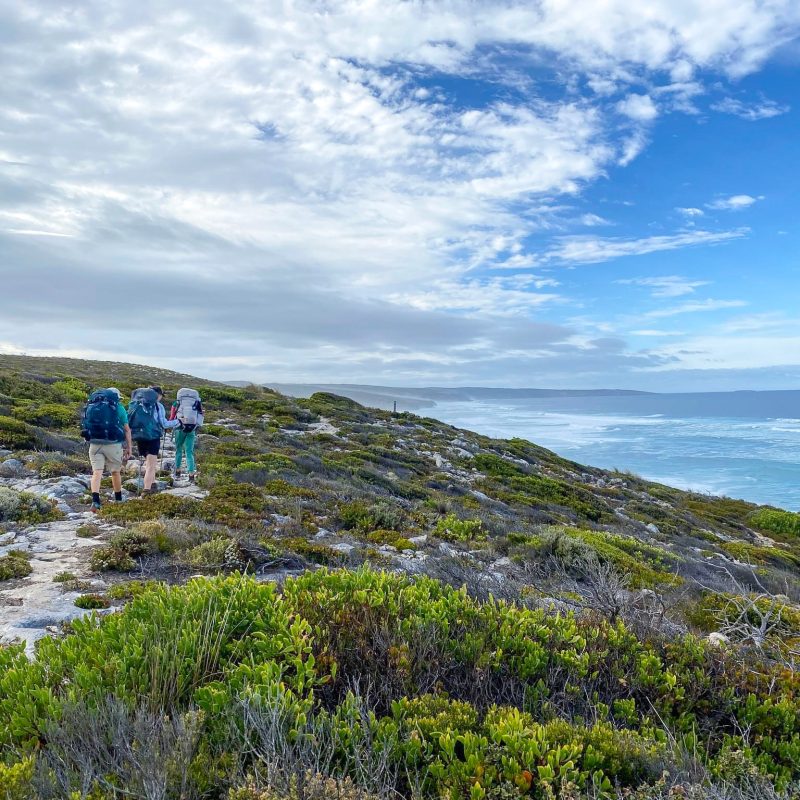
[159,429,166,473]
[137,456,143,492]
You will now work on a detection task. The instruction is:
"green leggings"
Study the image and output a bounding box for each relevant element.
[174,428,197,473]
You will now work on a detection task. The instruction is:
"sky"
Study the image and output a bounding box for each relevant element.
[0,0,799,390]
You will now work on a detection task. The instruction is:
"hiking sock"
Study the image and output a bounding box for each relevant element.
[114,491,123,502]
[91,492,101,505]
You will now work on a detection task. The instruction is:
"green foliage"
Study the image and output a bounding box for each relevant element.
[473,452,524,478]
[720,540,800,571]
[0,486,62,525]
[184,537,232,569]
[11,401,77,429]
[0,551,32,581]
[89,545,136,573]
[0,755,35,799]
[105,579,163,602]
[76,523,102,538]
[0,415,36,449]
[201,423,237,437]
[366,529,415,550]
[338,500,407,533]
[52,571,77,583]
[434,513,484,542]
[99,492,200,522]
[750,508,800,540]
[567,528,680,588]
[284,537,342,565]
[74,593,111,610]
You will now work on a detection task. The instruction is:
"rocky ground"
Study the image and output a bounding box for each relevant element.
[0,436,207,652]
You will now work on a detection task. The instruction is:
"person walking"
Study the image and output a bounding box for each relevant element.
[127,385,180,494]
[81,387,132,513]
[169,388,204,482]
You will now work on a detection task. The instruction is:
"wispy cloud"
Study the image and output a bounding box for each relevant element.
[707,194,764,211]
[675,207,704,218]
[644,299,747,318]
[543,229,746,265]
[617,276,710,298]
[711,97,790,120]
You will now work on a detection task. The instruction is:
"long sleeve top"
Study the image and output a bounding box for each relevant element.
[156,401,181,430]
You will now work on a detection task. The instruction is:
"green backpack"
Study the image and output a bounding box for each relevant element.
[127,388,161,441]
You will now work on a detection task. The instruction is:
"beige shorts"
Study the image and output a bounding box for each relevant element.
[89,442,124,473]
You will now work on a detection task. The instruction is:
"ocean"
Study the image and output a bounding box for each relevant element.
[426,392,800,511]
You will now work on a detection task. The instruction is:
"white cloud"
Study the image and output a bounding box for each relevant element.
[543,229,746,265]
[711,97,790,120]
[630,329,686,336]
[580,213,611,226]
[707,194,764,210]
[0,0,797,385]
[675,207,705,217]
[616,93,658,121]
[617,276,710,298]
[644,299,747,318]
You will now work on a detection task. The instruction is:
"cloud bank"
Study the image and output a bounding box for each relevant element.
[0,0,798,388]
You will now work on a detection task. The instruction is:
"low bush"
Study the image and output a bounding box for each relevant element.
[0,487,60,525]
[74,593,111,610]
[366,529,415,550]
[0,415,36,449]
[749,508,800,540]
[0,551,32,581]
[89,546,136,572]
[434,513,484,542]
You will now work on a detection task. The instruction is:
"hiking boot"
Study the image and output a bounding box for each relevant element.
[90,500,102,513]
[188,472,196,483]
[141,487,155,496]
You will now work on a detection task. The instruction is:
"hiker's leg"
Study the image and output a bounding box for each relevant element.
[174,429,185,470]
[144,454,158,489]
[111,471,123,493]
[90,469,104,493]
[185,430,196,474]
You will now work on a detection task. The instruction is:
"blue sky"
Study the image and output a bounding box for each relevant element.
[0,1,798,390]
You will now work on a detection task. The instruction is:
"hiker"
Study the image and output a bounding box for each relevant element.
[81,387,133,513]
[127,385,180,494]
[169,387,204,482]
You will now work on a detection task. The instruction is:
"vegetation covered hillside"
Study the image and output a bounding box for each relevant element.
[1,355,800,799]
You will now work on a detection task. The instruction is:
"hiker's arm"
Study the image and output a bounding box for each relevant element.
[158,404,180,429]
[123,424,132,456]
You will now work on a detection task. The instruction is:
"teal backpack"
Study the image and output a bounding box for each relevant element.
[81,389,124,444]
[127,388,161,441]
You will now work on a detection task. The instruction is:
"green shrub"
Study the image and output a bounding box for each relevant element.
[76,523,102,538]
[750,508,800,540]
[338,500,406,533]
[12,401,77,429]
[184,537,232,569]
[74,593,111,610]
[0,551,32,581]
[284,537,341,565]
[720,539,800,571]
[434,513,484,542]
[100,493,199,522]
[201,424,237,437]
[52,571,77,583]
[106,579,163,602]
[366,529,415,550]
[0,415,36,449]
[89,546,136,572]
[0,487,60,525]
